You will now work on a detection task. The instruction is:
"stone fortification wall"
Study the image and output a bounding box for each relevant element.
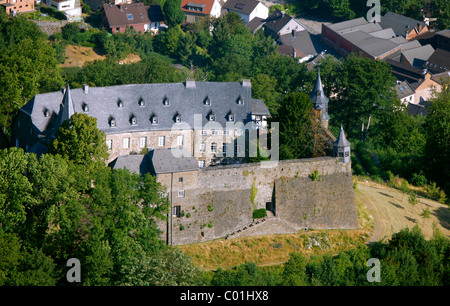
[275,173,360,230]
[158,157,357,245]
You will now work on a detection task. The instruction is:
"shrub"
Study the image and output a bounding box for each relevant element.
[399,179,410,193]
[425,182,447,204]
[253,208,267,219]
[411,171,427,187]
[408,192,418,206]
[309,170,319,181]
[386,170,396,187]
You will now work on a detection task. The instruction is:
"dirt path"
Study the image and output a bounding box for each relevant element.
[355,181,450,242]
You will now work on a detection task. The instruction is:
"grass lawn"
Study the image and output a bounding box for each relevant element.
[22,11,61,22]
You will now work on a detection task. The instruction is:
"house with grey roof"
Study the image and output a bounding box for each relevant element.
[422,48,450,74]
[400,44,435,68]
[379,11,429,40]
[395,80,415,106]
[12,79,270,168]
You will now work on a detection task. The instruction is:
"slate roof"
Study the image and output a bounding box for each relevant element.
[109,154,152,175]
[222,0,260,15]
[251,98,269,115]
[334,125,351,148]
[103,2,152,27]
[310,70,330,121]
[379,11,427,38]
[278,30,317,57]
[148,148,199,174]
[19,80,257,138]
[422,48,450,74]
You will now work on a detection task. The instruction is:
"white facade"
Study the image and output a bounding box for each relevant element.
[277,18,306,36]
[210,0,222,18]
[45,0,82,18]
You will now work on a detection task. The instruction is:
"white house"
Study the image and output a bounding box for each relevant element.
[45,0,82,20]
[222,0,268,24]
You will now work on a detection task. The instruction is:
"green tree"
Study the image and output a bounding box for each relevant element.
[276,92,314,159]
[162,0,185,28]
[331,53,397,140]
[424,84,450,193]
[282,252,308,285]
[49,113,109,170]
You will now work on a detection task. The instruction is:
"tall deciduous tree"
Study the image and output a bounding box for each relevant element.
[424,83,450,193]
[49,113,109,170]
[331,53,397,140]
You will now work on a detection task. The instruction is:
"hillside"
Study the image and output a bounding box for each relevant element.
[179,180,450,270]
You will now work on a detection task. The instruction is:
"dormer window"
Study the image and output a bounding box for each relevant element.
[151,115,158,125]
[163,97,169,106]
[110,118,116,127]
[204,97,211,106]
[138,98,145,107]
[237,96,244,105]
[118,99,123,108]
[130,116,137,125]
[228,113,235,122]
[83,103,89,112]
[209,113,215,121]
[44,109,50,117]
[174,114,181,123]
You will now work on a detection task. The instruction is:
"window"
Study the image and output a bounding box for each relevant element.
[126,13,133,20]
[140,137,147,148]
[131,116,137,125]
[178,190,185,197]
[211,129,219,136]
[198,160,205,168]
[199,143,206,152]
[345,151,350,157]
[123,138,130,149]
[163,97,169,106]
[228,114,234,122]
[138,98,145,107]
[110,119,116,127]
[106,139,113,150]
[211,142,217,153]
[175,115,181,123]
[158,136,165,147]
[209,114,215,121]
[152,116,158,125]
[179,177,183,183]
[223,129,230,136]
[204,97,211,105]
[173,205,181,217]
[177,135,184,146]
[222,143,227,154]
[201,130,207,136]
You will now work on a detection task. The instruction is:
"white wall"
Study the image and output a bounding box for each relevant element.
[278,18,306,36]
[249,2,268,22]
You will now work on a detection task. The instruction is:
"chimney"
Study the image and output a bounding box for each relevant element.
[83,84,89,94]
[185,79,196,89]
[242,79,251,88]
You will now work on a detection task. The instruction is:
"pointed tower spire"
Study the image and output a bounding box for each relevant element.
[53,83,75,133]
[333,124,351,163]
[310,68,330,125]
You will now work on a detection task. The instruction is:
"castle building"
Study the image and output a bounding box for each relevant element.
[11,79,270,168]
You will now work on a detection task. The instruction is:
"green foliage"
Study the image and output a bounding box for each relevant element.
[162,0,185,28]
[49,113,109,172]
[252,208,267,219]
[250,181,258,209]
[425,182,447,204]
[276,92,314,160]
[309,170,320,181]
[408,192,418,206]
[411,171,427,187]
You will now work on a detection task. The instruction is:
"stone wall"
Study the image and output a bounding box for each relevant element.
[156,156,358,245]
[32,20,69,36]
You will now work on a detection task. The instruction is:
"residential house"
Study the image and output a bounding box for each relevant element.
[0,0,34,15]
[12,79,270,168]
[44,0,82,20]
[394,80,415,106]
[263,10,317,62]
[321,17,402,60]
[221,0,268,24]
[181,0,222,24]
[102,2,164,34]
[379,11,429,40]
[410,72,442,104]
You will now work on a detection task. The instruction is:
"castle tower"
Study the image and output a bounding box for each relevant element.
[333,125,351,163]
[53,83,75,133]
[309,69,330,128]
